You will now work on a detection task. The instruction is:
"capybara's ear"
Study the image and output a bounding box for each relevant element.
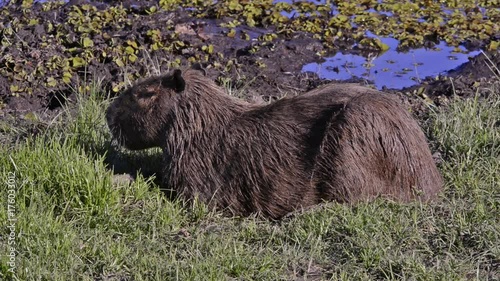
[172,69,185,92]
[191,63,207,76]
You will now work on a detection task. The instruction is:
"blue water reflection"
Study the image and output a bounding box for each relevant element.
[302,36,480,89]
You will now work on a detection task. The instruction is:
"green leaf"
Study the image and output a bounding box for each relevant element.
[47,22,54,33]
[63,72,72,84]
[83,38,94,48]
[375,39,390,52]
[227,29,236,38]
[24,112,38,122]
[125,46,135,55]
[127,40,139,49]
[71,57,86,68]
[22,0,33,8]
[487,40,498,51]
[47,77,57,87]
[10,84,19,92]
[246,17,256,27]
[115,58,125,67]
[228,2,242,11]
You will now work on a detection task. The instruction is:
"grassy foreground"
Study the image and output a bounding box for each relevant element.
[1,82,499,280]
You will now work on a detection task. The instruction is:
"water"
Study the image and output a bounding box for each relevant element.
[302,36,481,89]
[275,0,482,89]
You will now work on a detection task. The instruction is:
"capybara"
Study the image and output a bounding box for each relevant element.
[106,66,443,219]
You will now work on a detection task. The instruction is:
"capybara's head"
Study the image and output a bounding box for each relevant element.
[106,69,187,150]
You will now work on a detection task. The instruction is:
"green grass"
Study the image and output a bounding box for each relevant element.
[0,81,498,280]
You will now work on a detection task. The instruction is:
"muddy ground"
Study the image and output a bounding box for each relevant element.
[0,1,499,127]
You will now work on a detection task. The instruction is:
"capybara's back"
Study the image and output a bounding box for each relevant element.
[304,84,443,204]
[106,68,443,219]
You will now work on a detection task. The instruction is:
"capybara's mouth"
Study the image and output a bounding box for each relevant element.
[108,124,150,151]
[108,125,125,148]
[106,119,127,149]
[106,106,125,147]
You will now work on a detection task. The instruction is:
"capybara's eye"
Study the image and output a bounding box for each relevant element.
[137,91,156,99]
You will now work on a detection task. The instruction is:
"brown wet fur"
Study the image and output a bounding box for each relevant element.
[106,67,443,219]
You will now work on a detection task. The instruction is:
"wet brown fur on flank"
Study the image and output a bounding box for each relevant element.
[106,67,443,219]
